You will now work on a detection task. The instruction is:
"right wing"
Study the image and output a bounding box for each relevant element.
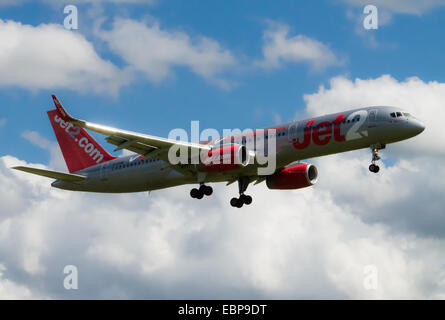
[12,166,87,182]
[52,95,211,165]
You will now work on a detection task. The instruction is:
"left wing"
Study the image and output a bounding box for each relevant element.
[51,95,211,164]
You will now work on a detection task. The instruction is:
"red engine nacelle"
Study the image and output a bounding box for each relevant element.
[202,144,250,172]
[266,163,318,190]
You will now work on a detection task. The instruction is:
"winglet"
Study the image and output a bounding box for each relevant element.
[52,94,75,121]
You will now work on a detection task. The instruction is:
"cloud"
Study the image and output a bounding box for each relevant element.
[2,136,445,298]
[341,0,445,15]
[0,264,40,299]
[96,18,236,88]
[345,7,393,49]
[0,19,130,95]
[255,22,343,71]
[303,75,445,238]
[2,75,445,299]
[21,131,66,171]
[304,75,445,158]
[341,1,445,47]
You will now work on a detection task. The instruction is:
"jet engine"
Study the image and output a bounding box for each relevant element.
[266,163,318,190]
[202,144,251,172]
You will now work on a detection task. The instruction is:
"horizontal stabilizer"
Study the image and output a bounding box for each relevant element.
[12,166,87,182]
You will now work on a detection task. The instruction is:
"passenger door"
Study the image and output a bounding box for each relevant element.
[368,109,378,128]
[100,163,107,181]
[288,121,298,141]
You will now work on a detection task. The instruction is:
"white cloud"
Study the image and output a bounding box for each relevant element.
[341,0,445,15]
[97,18,236,88]
[2,75,445,299]
[2,145,445,298]
[342,1,445,47]
[345,8,393,49]
[0,264,40,299]
[302,74,445,239]
[21,131,66,171]
[304,75,445,158]
[255,22,343,71]
[0,19,129,95]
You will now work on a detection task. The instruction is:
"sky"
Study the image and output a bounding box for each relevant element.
[1,0,445,299]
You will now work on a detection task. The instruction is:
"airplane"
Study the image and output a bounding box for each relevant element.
[12,95,425,208]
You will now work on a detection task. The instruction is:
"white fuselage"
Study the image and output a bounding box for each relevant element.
[52,106,425,193]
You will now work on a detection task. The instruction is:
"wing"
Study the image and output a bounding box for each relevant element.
[12,166,86,181]
[51,95,211,165]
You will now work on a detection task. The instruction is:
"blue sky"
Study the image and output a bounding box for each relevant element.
[1,0,445,167]
[4,1,445,300]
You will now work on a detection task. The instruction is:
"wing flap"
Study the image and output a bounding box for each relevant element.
[105,136,159,156]
[12,166,87,182]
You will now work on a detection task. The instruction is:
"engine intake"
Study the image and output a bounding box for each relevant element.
[266,163,318,190]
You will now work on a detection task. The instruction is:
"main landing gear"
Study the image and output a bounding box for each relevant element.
[190,184,213,199]
[230,177,252,208]
[369,144,385,173]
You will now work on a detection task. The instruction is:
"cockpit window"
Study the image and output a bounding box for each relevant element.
[390,112,396,118]
[396,112,402,117]
[403,112,411,117]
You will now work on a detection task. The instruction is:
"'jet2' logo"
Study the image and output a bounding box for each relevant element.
[54,115,104,164]
[293,111,368,150]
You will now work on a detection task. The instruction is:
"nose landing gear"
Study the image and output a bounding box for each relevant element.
[190,184,213,199]
[369,144,385,173]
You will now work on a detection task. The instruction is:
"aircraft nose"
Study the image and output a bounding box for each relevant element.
[410,119,425,135]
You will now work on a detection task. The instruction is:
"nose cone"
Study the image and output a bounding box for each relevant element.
[411,119,426,136]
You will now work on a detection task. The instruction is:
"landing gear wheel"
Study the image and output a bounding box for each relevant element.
[190,188,204,199]
[369,164,380,173]
[230,197,243,208]
[240,194,252,205]
[203,185,213,196]
[230,177,252,208]
[190,188,199,198]
[191,184,212,199]
[195,191,204,199]
[369,144,385,174]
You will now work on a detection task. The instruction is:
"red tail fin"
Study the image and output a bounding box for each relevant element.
[48,109,116,173]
